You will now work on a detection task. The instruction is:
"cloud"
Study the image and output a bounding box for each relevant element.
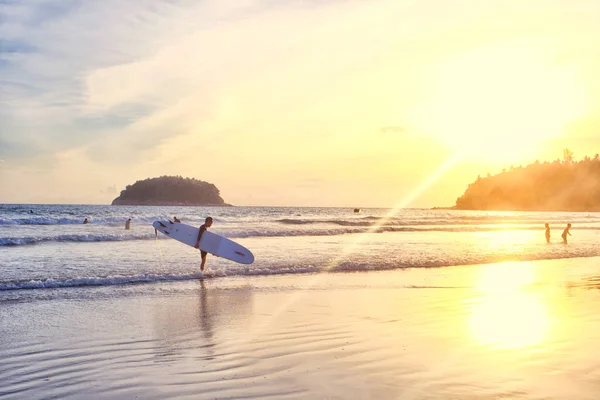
[1,0,207,161]
[3,0,600,205]
[379,126,405,134]
[12,3,345,163]
[5,0,596,168]
[2,1,291,168]
[101,184,117,194]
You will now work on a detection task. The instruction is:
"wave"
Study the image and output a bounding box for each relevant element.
[275,217,599,227]
[0,234,158,246]
[4,225,600,246]
[7,213,598,227]
[277,218,406,227]
[0,273,201,290]
[0,216,173,226]
[3,251,600,291]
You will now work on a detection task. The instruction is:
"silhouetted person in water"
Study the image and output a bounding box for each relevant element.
[83,218,89,224]
[545,223,550,243]
[125,218,131,230]
[562,223,572,244]
[173,216,181,223]
[194,217,214,272]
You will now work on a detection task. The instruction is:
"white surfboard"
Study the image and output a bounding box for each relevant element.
[153,220,254,265]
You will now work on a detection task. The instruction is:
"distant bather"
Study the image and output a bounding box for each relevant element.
[562,223,572,244]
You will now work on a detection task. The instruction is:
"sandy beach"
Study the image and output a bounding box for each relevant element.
[2,256,600,399]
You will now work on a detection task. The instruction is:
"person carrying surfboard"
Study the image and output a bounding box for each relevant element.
[194,217,213,271]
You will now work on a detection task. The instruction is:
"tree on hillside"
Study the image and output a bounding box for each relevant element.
[454,152,600,211]
[112,176,227,206]
[563,148,574,164]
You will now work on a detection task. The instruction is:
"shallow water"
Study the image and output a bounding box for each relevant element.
[3,205,600,398]
[1,258,599,399]
[2,205,600,296]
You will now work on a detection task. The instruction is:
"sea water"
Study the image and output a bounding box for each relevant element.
[3,204,600,399]
[1,204,600,299]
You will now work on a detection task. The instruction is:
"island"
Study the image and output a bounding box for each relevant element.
[111,176,230,206]
[451,151,600,211]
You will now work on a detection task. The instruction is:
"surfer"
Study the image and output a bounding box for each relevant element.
[545,223,550,243]
[83,218,89,224]
[173,216,181,223]
[194,217,214,271]
[125,218,131,230]
[562,223,572,244]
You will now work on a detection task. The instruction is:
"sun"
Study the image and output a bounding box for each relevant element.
[410,42,586,164]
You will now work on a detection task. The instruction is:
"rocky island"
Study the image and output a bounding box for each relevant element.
[111,176,230,206]
[451,151,600,211]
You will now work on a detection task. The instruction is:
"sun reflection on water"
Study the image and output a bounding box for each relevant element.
[469,262,550,350]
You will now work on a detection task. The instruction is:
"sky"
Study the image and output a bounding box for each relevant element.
[1,0,600,207]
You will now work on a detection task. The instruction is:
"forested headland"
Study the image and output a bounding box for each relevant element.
[111,176,229,206]
[454,150,600,211]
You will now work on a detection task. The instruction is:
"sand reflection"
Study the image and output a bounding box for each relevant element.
[151,280,254,360]
[469,262,550,349]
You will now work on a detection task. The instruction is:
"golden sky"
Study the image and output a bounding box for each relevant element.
[1,0,599,206]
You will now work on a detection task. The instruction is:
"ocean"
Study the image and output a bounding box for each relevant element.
[3,204,600,399]
[1,204,599,296]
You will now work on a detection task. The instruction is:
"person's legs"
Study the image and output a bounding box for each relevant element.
[201,251,208,271]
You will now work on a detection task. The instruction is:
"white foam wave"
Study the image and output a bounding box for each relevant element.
[276,217,600,227]
[0,234,159,246]
[0,273,201,290]
[0,216,175,226]
[4,225,600,246]
[3,250,600,291]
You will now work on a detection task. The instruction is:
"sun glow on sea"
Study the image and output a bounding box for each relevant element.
[469,262,550,349]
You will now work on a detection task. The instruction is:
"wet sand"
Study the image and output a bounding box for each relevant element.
[2,257,600,399]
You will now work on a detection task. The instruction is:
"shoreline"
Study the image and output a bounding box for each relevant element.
[2,257,600,399]
[4,252,600,293]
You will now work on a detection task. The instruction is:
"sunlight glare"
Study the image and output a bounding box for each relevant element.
[469,262,550,349]
[411,43,586,163]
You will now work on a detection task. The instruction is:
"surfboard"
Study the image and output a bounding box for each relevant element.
[152,220,255,265]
